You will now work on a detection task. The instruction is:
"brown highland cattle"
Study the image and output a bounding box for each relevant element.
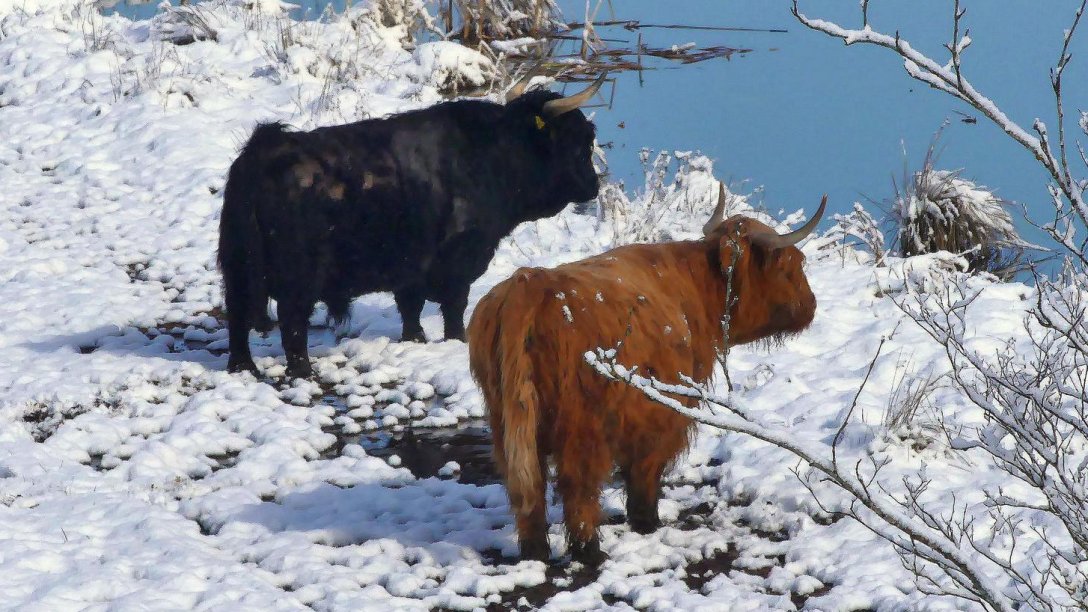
[467,185,825,564]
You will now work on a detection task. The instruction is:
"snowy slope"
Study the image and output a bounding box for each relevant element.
[0,2,1034,610]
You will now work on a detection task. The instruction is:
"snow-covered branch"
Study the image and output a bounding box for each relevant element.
[792,0,1088,266]
[585,348,1019,611]
[787,8,1088,604]
[896,268,1088,610]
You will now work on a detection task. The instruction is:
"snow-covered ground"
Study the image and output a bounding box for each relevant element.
[0,1,1036,610]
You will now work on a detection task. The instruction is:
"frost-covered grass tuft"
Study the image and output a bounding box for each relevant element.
[882,357,946,452]
[152,2,221,45]
[892,135,1033,280]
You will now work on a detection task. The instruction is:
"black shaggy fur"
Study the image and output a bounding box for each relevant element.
[218,91,600,377]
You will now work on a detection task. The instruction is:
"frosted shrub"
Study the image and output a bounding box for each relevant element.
[412,41,497,94]
[368,0,440,45]
[813,201,887,266]
[596,149,765,247]
[893,150,1030,280]
[152,3,220,44]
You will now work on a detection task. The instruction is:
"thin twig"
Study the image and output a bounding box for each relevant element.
[565,20,788,34]
[832,323,898,468]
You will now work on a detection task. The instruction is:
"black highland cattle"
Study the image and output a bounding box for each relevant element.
[218,75,605,377]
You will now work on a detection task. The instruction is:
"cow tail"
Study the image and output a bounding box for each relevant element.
[218,123,285,332]
[497,278,544,518]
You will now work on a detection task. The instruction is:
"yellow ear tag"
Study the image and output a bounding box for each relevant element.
[534,115,546,130]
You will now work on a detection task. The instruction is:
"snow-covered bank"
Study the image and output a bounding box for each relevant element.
[0,2,1038,609]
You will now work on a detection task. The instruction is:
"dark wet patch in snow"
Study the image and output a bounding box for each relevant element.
[337,421,499,486]
[194,450,241,478]
[75,309,230,357]
[677,532,835,609]
[736,517,790,543]
[123,261,149,283]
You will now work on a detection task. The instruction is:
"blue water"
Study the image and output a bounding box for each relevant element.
[562,0,1087,252]
[104,0,1088,251]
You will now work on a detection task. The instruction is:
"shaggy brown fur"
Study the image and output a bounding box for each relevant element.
[467,211,820,564]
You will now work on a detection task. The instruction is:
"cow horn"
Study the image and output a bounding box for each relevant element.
[505,64,543,102]
[702,181,729,236]
[750,195,828,250]
[541,73,608,118]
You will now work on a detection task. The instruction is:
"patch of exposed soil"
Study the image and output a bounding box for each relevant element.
[481,556,606,611]
[792,583,834,610]
[682,543,740,592]
[21,396,117,443]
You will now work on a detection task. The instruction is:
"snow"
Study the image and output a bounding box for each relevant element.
[412,41,496,94]
[0,1,1049,610]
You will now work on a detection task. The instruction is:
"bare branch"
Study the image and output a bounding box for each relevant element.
[833,326,896,468]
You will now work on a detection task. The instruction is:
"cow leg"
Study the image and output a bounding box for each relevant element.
[222,261,259,374]
[394,286,426,343]
[555,429,611,566]
[620,412,689,534]
[621,459,666,535]
[226,315,258,374]
[438,284,470,341]
[278,298,313,379]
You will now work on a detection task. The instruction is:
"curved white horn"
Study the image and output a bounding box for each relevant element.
[541,73,608,118]
[505,64,543,102]
[750,195,828,250]
[702,181,729,236]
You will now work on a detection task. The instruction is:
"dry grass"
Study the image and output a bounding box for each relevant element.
[815,202,887,267]
[883,355,946,452]
[448,0,562,47]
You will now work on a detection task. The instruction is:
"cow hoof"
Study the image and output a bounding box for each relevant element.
[253,315,275,334]
[519,538,551,562]
[569,538,605,567]
[629,516,661,535]
[227,358,259,375]
[286,363,313,379]
[400,331,426,343]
